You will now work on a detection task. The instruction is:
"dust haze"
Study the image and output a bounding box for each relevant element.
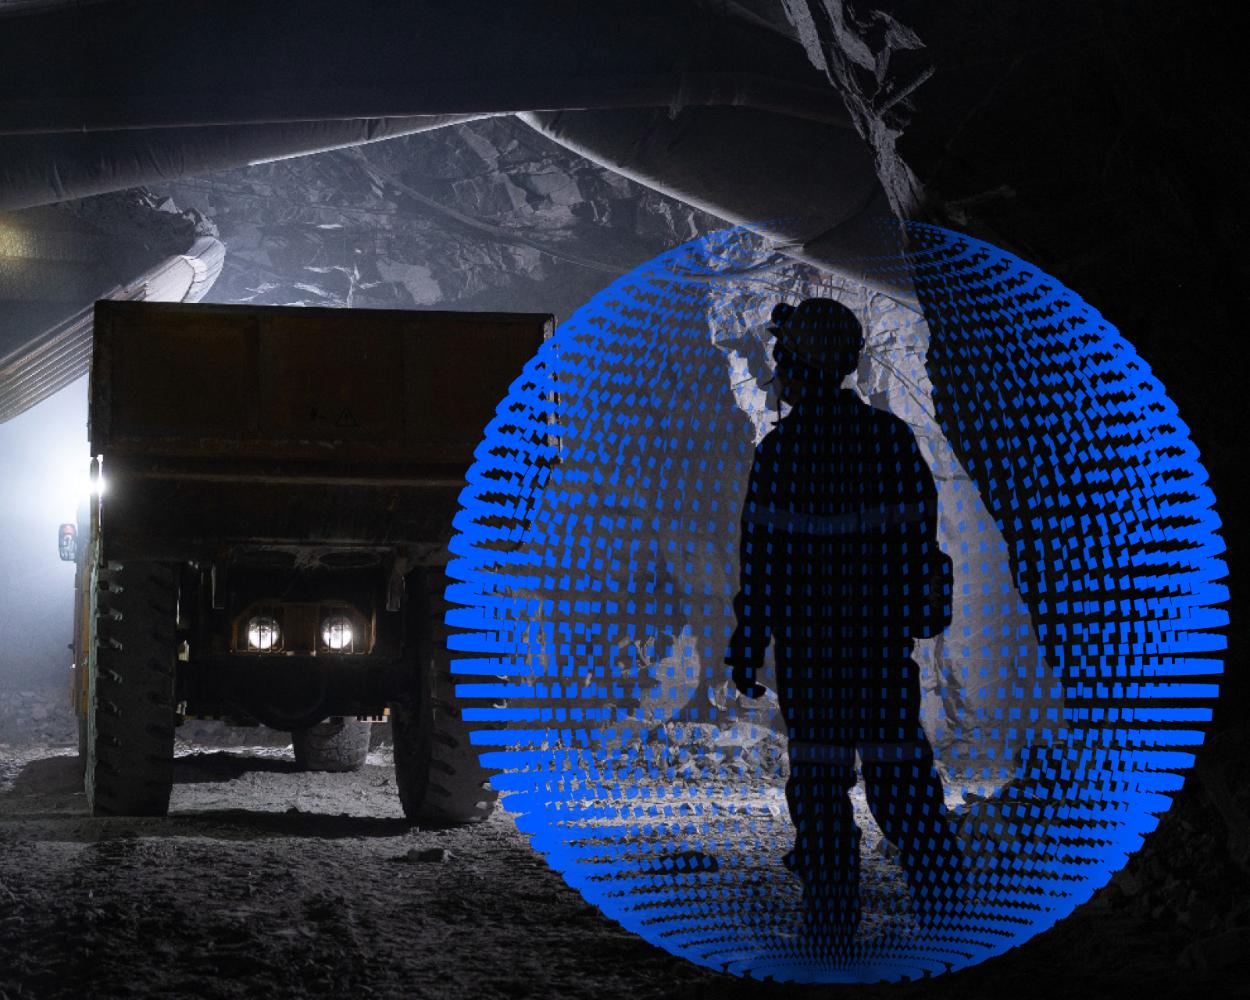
[0,378,87,694]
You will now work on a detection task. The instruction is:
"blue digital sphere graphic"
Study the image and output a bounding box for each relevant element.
[445,225,1227,983]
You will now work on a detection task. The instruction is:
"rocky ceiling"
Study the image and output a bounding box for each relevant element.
[148,116,725,321]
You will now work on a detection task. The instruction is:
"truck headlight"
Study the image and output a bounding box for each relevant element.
[321,614,354,651]
[246,615,281,651]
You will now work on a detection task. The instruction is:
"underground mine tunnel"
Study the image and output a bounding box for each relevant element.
[0,2,1245,997]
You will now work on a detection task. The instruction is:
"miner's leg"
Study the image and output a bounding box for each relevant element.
[779,646,861,961]
[787,747,860,958]
[860,647,965,925]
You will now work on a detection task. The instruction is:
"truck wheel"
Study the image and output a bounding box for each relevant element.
[292,719,372,772]
[392,567,498,826]
[86,561,178,817]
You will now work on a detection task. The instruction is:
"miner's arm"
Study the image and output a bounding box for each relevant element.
[726,451,772,698]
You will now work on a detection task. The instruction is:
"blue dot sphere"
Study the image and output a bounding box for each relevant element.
[444,225,1227,983]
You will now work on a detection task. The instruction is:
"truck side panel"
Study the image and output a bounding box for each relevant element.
[92,300,551,467]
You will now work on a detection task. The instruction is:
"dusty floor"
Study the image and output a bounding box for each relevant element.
[0,739,1239,1000]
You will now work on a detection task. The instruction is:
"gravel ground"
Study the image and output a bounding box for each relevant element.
[0,740,1237,1000]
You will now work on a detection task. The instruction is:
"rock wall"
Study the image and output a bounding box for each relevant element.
[153,116,723,322]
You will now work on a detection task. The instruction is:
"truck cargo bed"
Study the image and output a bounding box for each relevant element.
[91,300,551,468]
[89,301,552,558]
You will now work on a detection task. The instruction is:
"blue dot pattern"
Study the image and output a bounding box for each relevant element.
[444,225,1227,983]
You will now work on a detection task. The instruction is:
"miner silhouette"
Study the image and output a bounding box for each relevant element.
[726,298,963,957]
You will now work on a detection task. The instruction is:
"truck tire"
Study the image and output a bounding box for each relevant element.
[292,719,372,772]
[392,567,498,826]
[86,561,178,817]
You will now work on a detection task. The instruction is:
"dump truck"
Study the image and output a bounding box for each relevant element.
[69,300,552,820]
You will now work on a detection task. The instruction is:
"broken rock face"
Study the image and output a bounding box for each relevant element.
[151,116,722,321]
